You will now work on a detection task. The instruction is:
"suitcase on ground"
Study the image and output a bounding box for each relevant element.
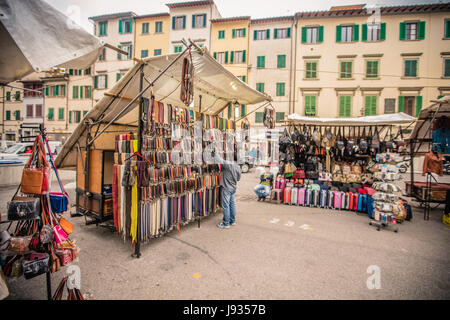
[357,194,367,212]
[283,187,291,204]
[291,187,298,205]
[344,192,350,210]
[320,189,327,208]
[305,188,312,206]
[312,190,320,207]
[352,194,359,211]
[298,188,306,206]
[327,190,334,209]
[404,202,412,221]
[333,190,342,209]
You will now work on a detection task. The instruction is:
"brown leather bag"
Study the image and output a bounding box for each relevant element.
[20,136,49,195]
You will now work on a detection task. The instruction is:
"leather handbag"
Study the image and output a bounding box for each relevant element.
[7,196,40,221]
[21,136,50,195]
[59,217,73,235]
[293,169,306,179]
[22,253,50,280]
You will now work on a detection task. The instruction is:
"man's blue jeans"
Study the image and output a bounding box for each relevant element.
[254,184,271,198]
[221,188,236,226]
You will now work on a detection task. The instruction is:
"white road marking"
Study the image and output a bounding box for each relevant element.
[269,218,280,224]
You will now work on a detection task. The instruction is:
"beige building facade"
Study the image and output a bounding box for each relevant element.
[134,13,171,59]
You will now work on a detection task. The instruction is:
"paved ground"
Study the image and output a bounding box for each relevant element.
[1,170,449,300]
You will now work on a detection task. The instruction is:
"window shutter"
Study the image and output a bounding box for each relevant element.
[346,96,351,116]
[266,29,270,39]
[399,22,406,40]
[418,21,425,40]
[203,14,206,27]
[69,111,72,123]
[398,96,404,112]
[94,75,98,89]
[318,26,324,42]
[287,27,291,38]
[336,25,342,42]
[230,51,234,63]
[242,50,246,63]
[241,105,246,118]
[55,85,59,96]
[362,24,367,41]
[59,108,64,120]
[119,20,123,34]
[353,24,359,41]
[89,86,92,99]
[15,110,20,120]
[117,45,122,60]
[172,17,176,29]
[446,20,450,38]
[232,29,236,38]
[416,96,423,117]
[274,28,278,39]
[73,86,78,99]
[301,27,307,43]
[242,76,246,82]
[192,14,196,28]
[129,18,133,32]
[80,86,83,99]
[243,28,247,37]
[228,105,232,119]
[380,23,386,40]
[105,75,108,89]
[62,85,66,96]
[254,30,257,40]
[225,51,228,64]
[45,85,49,96]
[182,16,186,29]
[213,52,217,60]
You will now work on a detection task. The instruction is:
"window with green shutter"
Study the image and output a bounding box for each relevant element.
[72,86,79,99]
[142,22,149,34]
[58,108,64,120]
[277,55,286,68]
[305,61,317,79]
[339,96,352,117]
[14,91,20,101]
[340,61,353,79]
[398,96,405,113]
[15,110,20,120]
[240,105,246,118]
[256,83,265,93]
[276,83,285,97]
[366,60,379,78]
[255,112,264,123]
[174,45,183,53]
[5,111,10,121]
[443,58,450,77]
[155,21,163,33]
[141,50,148,58]
[404,59,418,77]
[257,56,265,69]
[48,108,54,120]
[445,19,450,39]
[218,30,225,39]
[364,96,377,116]
[154,49,162,56]
[276,112,285,123]
[6,91,10,101]
[304,95,317,116]
[416,96,423,117]
[98,21,107,36]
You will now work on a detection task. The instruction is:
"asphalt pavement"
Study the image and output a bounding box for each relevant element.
[1,170,449,300]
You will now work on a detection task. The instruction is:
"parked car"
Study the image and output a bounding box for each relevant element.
[0,141,62,161]
[0,140,16,152]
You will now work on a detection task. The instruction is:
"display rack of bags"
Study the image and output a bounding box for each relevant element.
[0,129,80,300]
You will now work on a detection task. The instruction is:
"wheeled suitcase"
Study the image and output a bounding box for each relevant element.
[344,192,350,210]
[283,187,291,204]
[312,190,320,207]
[327,190,334,209]
[298,188,306,206]
[333,190,342,210]
[358,194,367,212]
[319,189,327,208]
[291,187,298,205]
[305,188,312,206]
[352,193,359,211]
[349,193,355,211]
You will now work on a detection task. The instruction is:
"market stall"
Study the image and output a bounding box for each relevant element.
[55,43,271,257]
[274,113,416,232]
[407,95,450,220]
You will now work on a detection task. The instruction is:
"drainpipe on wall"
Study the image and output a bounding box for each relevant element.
[1,86,5,140]
[66,78,69,131]
[291,18,298,115]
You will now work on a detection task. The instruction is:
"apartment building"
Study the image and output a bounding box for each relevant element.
[89,12,137,102]
[134,13,171,59]
[211,16,251,119]
[2,82,23,141]
[167,0,221,53]
[19,73,45,141]
[249,16,295,126]
[293,3,450,119]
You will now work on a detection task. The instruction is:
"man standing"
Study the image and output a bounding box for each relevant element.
[218,160,241,229]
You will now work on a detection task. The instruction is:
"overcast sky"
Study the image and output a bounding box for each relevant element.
[44,0,445,33]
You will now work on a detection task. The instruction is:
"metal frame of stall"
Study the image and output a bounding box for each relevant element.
[407,99,450,220]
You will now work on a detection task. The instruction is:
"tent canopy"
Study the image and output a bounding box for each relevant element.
[55,50,271,169]
[408,95,450,153]
[286,113,416,126]
[0,0,104,83]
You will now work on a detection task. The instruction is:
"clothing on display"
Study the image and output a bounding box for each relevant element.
[422,151,443,176]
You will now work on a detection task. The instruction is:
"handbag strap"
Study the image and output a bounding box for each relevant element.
[44,135,66,195]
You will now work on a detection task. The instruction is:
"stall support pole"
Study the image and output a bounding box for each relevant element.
[134,65,145,259]
[409,141,414,197]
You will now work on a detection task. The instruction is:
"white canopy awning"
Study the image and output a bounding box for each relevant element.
[55,50,271,169]
[0,0,104,83]
[286,113,417,126]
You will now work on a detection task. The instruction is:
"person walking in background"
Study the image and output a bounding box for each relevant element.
[218,157,241,229]
[254,166,273,201]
